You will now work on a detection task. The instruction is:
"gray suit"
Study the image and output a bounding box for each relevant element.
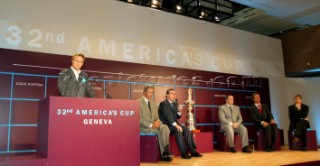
[139,97,170,157]
[219,104,249,148]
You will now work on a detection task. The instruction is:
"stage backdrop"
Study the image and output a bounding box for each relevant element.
[5,0,314,147]
[0,48,270,155]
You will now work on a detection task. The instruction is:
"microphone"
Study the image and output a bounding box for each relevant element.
[92,77,112,99]
[175,99,182,112]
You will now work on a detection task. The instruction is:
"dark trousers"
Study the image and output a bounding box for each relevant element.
[170,125,196,155]
[294,120,310,147]
[259,123,277,146]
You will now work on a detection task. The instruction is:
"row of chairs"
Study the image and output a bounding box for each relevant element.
[141,129,317,162]
[140,132,213,162]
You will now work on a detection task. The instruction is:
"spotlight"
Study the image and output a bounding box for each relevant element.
[215,16,221,21]
[151,0,162,8]
[176,5,182,13]
[127,0,134,2]
[199,11,207,19]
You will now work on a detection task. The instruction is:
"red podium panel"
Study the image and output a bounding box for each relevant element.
[37,97,140,166]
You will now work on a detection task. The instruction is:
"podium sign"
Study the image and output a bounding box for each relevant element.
[37,97,140,166]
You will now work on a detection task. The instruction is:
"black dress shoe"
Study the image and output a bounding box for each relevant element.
[265,144,272,152]
[161,156,173,162]
[191,151,203,157]
[242,146,252,153]
[229,147,236,153]
[181,153,192,159]
[163,151,174,158]
[269,144,274,151]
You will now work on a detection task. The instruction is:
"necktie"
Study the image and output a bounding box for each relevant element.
[258,104,262,114]
[148,101,151,112]
[230,106,233,122]
[170,102,174,108]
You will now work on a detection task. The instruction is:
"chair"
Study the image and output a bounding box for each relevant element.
[217,131,242,151]
[288,129,317,151]
[169,132,214,156]
[140,133,160,162]
[254,129,281,151]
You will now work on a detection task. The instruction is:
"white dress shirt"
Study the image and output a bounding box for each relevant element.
[71,66,81,81]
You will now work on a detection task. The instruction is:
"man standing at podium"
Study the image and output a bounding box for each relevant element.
[249,93,277,152]
[58,53,95,98]
[158,88,202,159]
[219,95,252,153]
[139,85,173,161]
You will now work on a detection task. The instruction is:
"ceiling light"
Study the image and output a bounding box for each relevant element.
[199,11,207,19]
[215,16,221,21]
[176,5,182,13]
[151,0,162,8]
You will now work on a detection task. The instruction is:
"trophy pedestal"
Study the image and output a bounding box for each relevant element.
[192,129,200,133]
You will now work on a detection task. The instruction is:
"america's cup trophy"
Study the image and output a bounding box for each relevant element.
[185,88,199,132]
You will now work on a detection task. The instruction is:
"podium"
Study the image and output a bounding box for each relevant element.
[37,97,140,166]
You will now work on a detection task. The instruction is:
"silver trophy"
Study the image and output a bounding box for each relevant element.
[185,88,197,131]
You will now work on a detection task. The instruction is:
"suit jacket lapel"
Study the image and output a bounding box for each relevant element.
[67,68,76,81]
[78,72,85,83]
[165,99,176,121]
[262,104,267,119]
[257,104,267,120]
[224,104,232,117]
[170,101,177,116]
[141,98,152,119]
[253,105,262,119]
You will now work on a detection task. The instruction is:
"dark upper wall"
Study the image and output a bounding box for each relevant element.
[275,25,320,77]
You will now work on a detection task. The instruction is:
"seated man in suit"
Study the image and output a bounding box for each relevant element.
[139,85,173,161]
[289,94,310,151]
[219,94,252,153]
[249,92,277,152]
[158,88,202,159]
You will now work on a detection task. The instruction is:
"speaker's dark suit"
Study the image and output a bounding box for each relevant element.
[58,67,95,98]
[158,99,196,155]
[289,104,310,147]
[249,104,277,146]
